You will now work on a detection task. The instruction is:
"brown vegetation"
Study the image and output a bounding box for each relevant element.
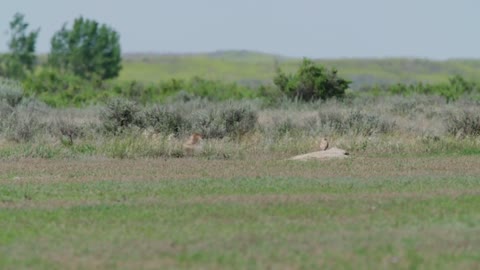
[182,133,203,156]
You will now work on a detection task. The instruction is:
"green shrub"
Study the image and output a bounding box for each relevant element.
[51,117,85,145]
[319,110,395,136]
[0,100,14,119]
[191,109,226,139]
[187,76,257,100]
[22,69,262,107]
[167,90,199,103]
[102,98,142,134]
[143,105,191,135]
[446,110,480,137]
[270,117,301,138]
[221,104,257,137]
[378,75,478,102]
[258,85,284,106]
[3,109,42,142]
[0,78,24,107]
[192,103,258,139]
[274,58,350,101]
[22,69,109,107]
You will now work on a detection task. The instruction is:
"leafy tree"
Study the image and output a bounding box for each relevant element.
[274,58,350,101]
[0,13,40,79]
[48,17,122,80]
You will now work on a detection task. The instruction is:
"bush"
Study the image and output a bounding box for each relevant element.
[187,76,257,100]
[102,98,142,134]
[258,85,284,106]
[0,100,14,119]
[270,117,301,138]
[0,78,24,107]
[375,75,478,102]
[143,105,190,135]
[274,58,350,101]
[22,69,110,107]
[51,117,85,145]
[3,109,41,142]
[192,103,258,139]
[446,110,480,137]
[22,69,262,107]
[167,90,198,103]
[221,104,258,137]
[191,109,226,139]
[319,110,395,136]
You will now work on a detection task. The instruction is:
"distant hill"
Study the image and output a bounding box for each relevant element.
[120,50,480,89]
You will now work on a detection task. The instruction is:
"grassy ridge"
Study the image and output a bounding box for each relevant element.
[1,157,479,269]
[119,51,480,89]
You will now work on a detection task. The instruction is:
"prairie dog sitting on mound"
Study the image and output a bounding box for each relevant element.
[183,133,203,156]
[318,137,329,151]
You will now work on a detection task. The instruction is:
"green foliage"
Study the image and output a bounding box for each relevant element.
[49,17,121,80]
[22,69,110,107]
[0,13,39,79]
[22,69,261,107]
[188,76,257,100]
[112,80,160,104]
[444,75,477,102]
[274,58,350,101]
[118,52,480,94]
[367,75,478,102]
[257,84,284,105]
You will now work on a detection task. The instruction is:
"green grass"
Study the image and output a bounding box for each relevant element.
[1,156,479,269]
[118,51,480,89]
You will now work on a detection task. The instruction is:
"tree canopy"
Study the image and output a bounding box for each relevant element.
[0,13,39,79]
[48,17,122,80]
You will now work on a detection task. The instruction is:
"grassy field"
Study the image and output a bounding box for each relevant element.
[2,58,480,269]
[1,155,480,269]
[119,51,480,89]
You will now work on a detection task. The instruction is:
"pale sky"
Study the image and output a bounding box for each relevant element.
[1,0,479,59]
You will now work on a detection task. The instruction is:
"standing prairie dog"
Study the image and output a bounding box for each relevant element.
[319,137,329,151]
[183,133,204,156]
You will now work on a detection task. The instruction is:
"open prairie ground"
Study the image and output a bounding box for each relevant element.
[1,154,480,269]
